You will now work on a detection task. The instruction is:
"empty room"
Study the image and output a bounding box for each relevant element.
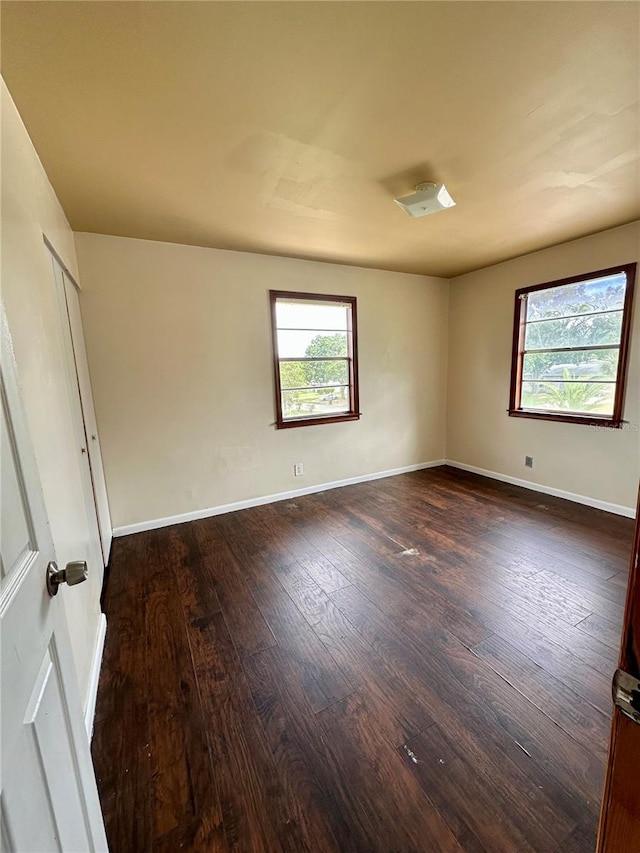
[1,1,639,851]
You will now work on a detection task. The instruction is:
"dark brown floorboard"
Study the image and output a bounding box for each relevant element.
[93,466,633,852]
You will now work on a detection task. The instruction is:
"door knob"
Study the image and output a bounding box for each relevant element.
[46,560,88,597]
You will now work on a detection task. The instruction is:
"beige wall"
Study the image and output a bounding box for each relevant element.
[7,66,636,580]
[447,222,640,513]
[74,233,449,529]
[1,80,103,701]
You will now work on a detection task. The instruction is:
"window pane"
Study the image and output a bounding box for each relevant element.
[524,311,623,350]
[522,349,619,383]
[526,273,627,321]
[520,381,615,416]
[280,359,349,390]
[281,387,350,419]
[275,300,349,331]
[277,329,348,359]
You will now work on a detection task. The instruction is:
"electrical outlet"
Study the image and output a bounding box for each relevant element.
[525,456,534,468]
[294,462,304,477]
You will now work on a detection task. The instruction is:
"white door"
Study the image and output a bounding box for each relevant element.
[52,254,112,565]
[0,307,108,852]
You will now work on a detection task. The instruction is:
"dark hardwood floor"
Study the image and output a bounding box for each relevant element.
[92,466,634,852]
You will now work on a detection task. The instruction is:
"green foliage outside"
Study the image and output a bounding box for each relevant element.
[537,369,608,412]
[303,333,348,386]
[523,279,624,380]
[279,359,307,391]
[521,277,624,414]
[280,333,348,415]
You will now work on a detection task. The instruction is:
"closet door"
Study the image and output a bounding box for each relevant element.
[61,270,112,565]
[49,250,111,567]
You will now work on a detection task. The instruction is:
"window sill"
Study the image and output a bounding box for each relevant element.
[275,412,361,429]
[508,409,623,428]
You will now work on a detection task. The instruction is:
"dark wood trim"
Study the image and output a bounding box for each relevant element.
[508,263,636,428]
[612,263,637,426]
[508,410,625,428]
[596,484,640,851]
[279,357,349,363]
[269,290,360,430]
[349,292,360,419]
[270,289,284,428]
[508,293,526,413]
[524,345,620,355]
[513,263,637,298]
[275,412,362,429]
[277,327,350,333]
[269,289,357,304]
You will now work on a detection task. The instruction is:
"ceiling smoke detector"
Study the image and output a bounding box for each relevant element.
[393,182,456,218]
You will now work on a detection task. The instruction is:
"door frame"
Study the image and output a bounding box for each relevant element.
[597,484,640,850]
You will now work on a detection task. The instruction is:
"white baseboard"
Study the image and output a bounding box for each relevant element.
[445,460,636,518]
[84,613,107,740]
[112,460,446,537]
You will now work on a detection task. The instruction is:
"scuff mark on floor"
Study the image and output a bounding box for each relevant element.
[402,744,419,764]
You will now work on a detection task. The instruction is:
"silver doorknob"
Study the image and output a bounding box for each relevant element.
[46,560,88,597]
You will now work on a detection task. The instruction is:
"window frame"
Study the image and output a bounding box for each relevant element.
[508,263,636,428]
[269,289,360,429]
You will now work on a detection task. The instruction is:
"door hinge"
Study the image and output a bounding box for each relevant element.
[612,668,640,724]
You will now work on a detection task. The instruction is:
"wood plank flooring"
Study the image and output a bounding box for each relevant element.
[92,466,634,852]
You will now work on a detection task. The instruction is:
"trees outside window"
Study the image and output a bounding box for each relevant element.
[270,291,359,429]
[508,264,636,427]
